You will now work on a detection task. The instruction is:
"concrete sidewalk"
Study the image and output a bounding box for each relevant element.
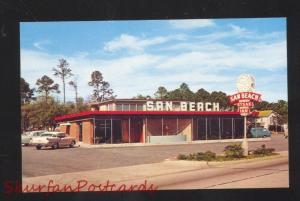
[77,137,271,149]
[22,151,288,192]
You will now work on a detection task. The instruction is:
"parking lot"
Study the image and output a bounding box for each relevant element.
[22,135,288,177]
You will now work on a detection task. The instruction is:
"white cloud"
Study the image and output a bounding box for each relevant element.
[158,24,254,52]
[21,49,235,101]
[21,22,287,102]
[156,40,286,71]
[196,24,251,42]
[103,34,186,53]
[21,49,165,101]
[169,19,215,29]
[228,24,246,34]
[33,40,51,50]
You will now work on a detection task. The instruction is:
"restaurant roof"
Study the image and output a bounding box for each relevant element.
[257,110,274,117]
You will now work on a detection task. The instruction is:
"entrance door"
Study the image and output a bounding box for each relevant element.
[66,125,70,135]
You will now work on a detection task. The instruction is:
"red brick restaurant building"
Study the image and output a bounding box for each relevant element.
[55,99,247,144]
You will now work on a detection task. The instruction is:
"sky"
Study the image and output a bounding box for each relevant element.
[20,18,287,102]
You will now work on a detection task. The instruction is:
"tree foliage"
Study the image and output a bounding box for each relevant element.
[53,58,73,104]
[21,96,89,131]
[69,79,78,107]
[179,83,194,101]
[36,75,60,103]
[133,94,152,99]
[194,88,210,102]
[154,86,168,100]
[88,70,115,102]
[210,91,229,109]
[20,77,35,104]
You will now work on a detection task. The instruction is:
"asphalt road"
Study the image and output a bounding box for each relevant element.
[22,135,288,177]
[158,156,288,189]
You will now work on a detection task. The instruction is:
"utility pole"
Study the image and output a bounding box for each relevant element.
[241,115,248,156]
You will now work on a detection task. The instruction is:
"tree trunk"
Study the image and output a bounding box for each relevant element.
[45,91,48,104]
[96,84,100,101]
[75,86,78,108]
[63,78,65,104]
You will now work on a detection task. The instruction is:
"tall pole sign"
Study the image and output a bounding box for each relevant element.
[229,74,262,156]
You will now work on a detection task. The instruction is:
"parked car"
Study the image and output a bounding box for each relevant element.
[31,132,76,150]
[250,127,271,138]
[21,130,46,146]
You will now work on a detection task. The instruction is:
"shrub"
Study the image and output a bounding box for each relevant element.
[224,143,244,158]
[177,154,187,160]
[186,153,195,160]
[253,144,275,156]
[177,151,216,161]
[199,151,216,161]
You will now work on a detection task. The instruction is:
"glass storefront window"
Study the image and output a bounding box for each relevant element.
[137,104,143,110]
[147,118,162,136]
[123,104,130,111]
[208,118,220,140]
[222,118,233,139]
[197,118,207,140]
[94,120,111,143]
[116,104,122,111]
[234,118,244,139]
[194,117,245,141]
[108,104,113,110]
[130,104,137,111]
[163,118,179,135]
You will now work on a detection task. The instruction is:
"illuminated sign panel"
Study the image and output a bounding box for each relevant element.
[229,74,262,116]
[229,92,262,104]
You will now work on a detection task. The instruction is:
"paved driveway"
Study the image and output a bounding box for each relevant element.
[22,135,288,177]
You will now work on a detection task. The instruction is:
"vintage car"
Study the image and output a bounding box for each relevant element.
[21,130,46,146]
[31,132,76,150]
[250,127,271,138]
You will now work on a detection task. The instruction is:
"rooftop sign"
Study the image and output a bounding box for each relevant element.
[146,101,220,111]
[229,74,262,116]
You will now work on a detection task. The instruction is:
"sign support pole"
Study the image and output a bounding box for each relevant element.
[241,115,248,156]
[230,74,261,157]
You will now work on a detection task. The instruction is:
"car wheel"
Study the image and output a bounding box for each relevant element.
[36,145,42,150]
[69,141,75,148]
[52,143,59,149]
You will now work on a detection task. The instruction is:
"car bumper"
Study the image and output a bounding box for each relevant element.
[31,142,53,147]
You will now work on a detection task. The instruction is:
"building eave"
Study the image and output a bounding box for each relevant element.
[54,110,249,122]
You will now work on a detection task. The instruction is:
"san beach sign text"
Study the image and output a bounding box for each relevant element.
[229,92,262,104]
[146,101,220,111]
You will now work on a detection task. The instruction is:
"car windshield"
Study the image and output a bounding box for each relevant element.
[41,133,55,137]
[33,132,44,136]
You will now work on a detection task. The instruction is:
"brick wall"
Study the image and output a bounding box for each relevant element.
[70,123,79,141]
[82,120,94,144]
